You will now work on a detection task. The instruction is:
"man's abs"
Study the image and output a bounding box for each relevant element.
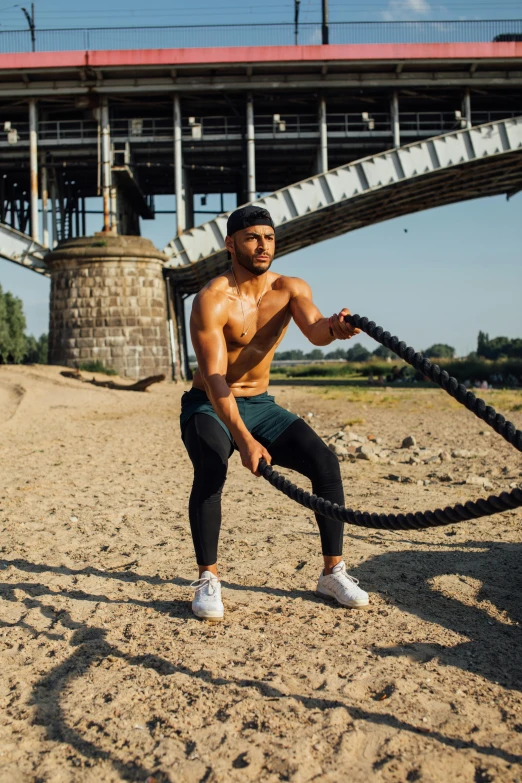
[192,349,273,396]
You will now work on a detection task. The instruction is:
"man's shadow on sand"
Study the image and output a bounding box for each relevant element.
[1,539,522,780]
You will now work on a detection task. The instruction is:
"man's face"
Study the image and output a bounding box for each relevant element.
[226,225,275,276]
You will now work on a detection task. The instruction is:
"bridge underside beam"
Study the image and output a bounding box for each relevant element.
[163,116,522,295]
[0,222,48,274]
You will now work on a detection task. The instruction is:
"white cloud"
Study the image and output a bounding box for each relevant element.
[381,0,432,21]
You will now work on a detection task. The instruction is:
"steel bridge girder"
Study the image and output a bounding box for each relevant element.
[0,222,48,274]
[163,115,522,293]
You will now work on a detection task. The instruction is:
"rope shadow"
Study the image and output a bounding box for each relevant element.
[347,540,522,691]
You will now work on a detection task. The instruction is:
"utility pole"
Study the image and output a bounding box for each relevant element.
[294,0,300,45]
[322,0,329,45]
[21,4,36,53]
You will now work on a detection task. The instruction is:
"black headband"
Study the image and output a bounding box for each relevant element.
[226,205,275,237]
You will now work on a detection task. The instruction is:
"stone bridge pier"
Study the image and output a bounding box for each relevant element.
[46,234,172,379]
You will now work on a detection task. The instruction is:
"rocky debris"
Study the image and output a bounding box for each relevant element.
[439,450,452,462]
[424,455,441,465]
[465,474,493,490]
[408,456,420,465]
[452,449,488,459]
[386,474,416,484]
[328,441,349,459]
[401,435,416,449]
[356,444,379,462]
[345,432,366,444]
[426,472,455,483]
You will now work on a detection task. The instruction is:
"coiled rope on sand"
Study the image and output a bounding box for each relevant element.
[258,314,522,530]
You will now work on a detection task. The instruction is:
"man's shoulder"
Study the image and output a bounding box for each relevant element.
[273,274,311,295]
[196,275,230,303]
[192,277,230,323]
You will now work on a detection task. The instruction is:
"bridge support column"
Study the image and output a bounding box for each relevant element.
[174,289,191,381]
[173,95,186,235]
[165,276,181,382]
[390,91,400,148]
[40,154,49,248]
[318,96,328,174]
[462,89,472,129]
[50,177,58,248]
[29,99,39,243]
[100,97,113,234]
[46,235,171,379]
[246,93,256,202]
[183,170,194,230]
[110,184,141,236]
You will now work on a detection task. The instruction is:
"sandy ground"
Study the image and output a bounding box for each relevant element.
[0,364,521,783]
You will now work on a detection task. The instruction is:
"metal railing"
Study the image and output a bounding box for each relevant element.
[1,111,520,146]
[0,20,521,54]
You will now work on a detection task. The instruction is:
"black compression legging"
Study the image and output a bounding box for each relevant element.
[182,415,345,565]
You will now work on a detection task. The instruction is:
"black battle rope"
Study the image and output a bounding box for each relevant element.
[258,314,522,531]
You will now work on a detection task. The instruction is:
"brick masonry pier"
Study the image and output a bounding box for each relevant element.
[46,234,171,379]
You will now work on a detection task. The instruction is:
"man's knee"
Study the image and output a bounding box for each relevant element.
[315,441,342,480]
[194,456,228,498]
[300,435,341,484]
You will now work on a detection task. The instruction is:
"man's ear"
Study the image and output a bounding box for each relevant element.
[225,234,234,260]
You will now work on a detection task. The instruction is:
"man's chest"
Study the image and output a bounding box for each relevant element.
[224,290,291,347]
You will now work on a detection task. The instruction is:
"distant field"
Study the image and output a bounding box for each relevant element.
[270,357,522,387]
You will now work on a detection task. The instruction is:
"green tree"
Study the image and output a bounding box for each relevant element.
[372,345,395,360]
[424,343,455,359]
[24,333,48,364]
[4,291,27,363]
[346,344,371,362]
[304,348,324,360]
[477,331,489,357]
[325,347,347,360]
[0,284,9,363]
[274,349,304,360]
[475,332,522,360]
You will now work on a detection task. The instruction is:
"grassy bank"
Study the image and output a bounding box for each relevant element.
[270,357,522,386]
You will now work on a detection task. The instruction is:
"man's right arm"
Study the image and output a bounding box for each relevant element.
[190,289,271,475]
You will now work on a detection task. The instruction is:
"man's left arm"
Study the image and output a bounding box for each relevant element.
[288,278,360,346]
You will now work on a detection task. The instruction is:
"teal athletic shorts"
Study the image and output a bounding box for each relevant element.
[180,387,299,447]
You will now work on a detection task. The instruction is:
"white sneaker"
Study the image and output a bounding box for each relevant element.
[190,571,224,622]
[316,561,369,609]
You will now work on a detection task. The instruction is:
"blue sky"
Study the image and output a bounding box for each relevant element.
[0,0,519,28]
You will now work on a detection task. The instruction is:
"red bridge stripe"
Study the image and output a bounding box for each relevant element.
[0,42,521,71]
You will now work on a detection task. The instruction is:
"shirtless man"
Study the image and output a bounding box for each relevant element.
[180,205,369,621]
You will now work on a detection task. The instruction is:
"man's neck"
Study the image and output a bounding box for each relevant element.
[231,263,267,299]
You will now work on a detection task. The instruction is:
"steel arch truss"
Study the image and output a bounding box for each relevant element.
[163,116,522,294]
[0,223,48,274]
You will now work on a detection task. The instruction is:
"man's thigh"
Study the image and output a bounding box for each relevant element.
[268,418,335,474]
[182,413,234,471]
[247,395,299,447]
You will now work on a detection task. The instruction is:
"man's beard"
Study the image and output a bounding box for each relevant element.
[234,242,273,276]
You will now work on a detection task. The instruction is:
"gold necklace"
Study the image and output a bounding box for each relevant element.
[231,268,268,337]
